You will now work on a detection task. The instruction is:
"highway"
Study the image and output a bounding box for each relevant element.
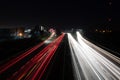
[0,32,60,79]
[68,32,120,80]
[0,31,120,80]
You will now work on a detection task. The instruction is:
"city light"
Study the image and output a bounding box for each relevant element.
[95,29,112,33]
[18,33,23,37]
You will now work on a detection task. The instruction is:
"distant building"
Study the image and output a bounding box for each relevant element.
[0,25,50,40]
[0,27,25,40]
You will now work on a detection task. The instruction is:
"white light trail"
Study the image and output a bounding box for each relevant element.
[67,32,120,80]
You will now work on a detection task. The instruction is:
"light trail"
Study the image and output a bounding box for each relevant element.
[0,32,55,74]
[8,33,65,80]
[77,31,120,64]
[68,32,120,80]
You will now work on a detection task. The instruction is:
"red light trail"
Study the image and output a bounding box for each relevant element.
[0,32,55,74]
[7,33,65,80]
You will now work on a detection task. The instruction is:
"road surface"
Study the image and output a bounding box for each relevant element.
[0,32,120,80]
[68,32,120,80]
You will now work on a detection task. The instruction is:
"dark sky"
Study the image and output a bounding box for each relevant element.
[0,0,119,29]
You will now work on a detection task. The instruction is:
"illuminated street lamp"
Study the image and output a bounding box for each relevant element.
[18,33,23,37]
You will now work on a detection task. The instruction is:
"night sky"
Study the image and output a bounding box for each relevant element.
[0,0,119,29]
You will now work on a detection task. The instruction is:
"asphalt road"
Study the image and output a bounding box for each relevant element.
[0,33,68,80]
[68,32,120,80]
[0,32,120,80]
[0,32,56,80]
[41,34,74,80]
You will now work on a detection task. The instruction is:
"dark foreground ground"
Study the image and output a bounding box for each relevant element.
[0,38,42,64]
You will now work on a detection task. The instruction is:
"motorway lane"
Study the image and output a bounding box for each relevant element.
[68,33,100,80]
[77,32,120,79]
[41,34,74,80]
[77,32,120,66]
[0,32,56,74]
[79,34,120,66]
[0,42,49,79]
[0,32,56,79]
[0,33,65,80]
[21,33,65,80]
[68,32,120,80]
